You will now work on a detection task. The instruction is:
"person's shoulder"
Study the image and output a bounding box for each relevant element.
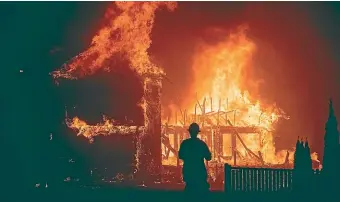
[181,139,189,144]
[199,139,208,145]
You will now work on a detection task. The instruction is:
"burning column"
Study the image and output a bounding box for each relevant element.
[137,73,162,183]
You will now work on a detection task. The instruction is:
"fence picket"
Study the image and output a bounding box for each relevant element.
[224,164,318,193]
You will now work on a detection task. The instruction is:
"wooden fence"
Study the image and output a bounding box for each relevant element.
[224,164,294,193]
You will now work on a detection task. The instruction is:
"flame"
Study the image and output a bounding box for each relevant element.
[311,152,322,170]
[161,26,321,168]
[53,2,320,170]
[163,26,294,167]
[51,2,177,80]
[66,116,144,143]
[311,152,320,163]
[53,2,177,171]
[186,25,285,128]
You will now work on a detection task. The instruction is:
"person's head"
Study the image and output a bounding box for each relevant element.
[188,122,200,138]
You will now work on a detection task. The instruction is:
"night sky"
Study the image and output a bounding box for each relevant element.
[2,1,340,186]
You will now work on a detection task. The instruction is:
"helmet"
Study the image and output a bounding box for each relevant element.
[188,122,201,133]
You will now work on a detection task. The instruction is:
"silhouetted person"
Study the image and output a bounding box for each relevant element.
[179,123,212,193]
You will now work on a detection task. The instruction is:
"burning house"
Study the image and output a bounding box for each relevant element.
[51,2,320,183]
[160,25,292,168]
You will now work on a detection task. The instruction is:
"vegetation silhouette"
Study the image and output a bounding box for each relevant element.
[322,99,340,193]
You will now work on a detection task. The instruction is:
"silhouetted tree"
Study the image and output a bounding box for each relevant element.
[293,137,302,170]
[293,137,313,192]
[322,99,340,191]
[303,139,313,172]
[293,137,303,192]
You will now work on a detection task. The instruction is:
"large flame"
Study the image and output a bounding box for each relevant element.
[186,26,283,129]
[162,26,289,166]
[163,26,320,167]
[191,26,284,165]
[53,2,177,171]
[53,2,320,169]
[54,1,178,137]
[52,2,177,80]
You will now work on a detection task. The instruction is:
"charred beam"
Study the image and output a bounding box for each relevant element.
[139,75,162,182]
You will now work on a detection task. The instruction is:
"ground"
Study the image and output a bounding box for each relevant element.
[6,186,322,202]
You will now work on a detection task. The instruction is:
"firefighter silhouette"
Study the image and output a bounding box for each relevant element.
[179,123,212,192]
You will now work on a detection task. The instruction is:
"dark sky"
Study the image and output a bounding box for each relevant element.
[2,2,340,175]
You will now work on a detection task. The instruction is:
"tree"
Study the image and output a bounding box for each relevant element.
[293,137,303,192]
[303,139,313,173]
[322,99,339,174]
[293,137,302,170]
[322,99,340,192]
[293,137,313,192]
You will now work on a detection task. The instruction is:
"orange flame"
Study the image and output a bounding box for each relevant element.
[53,2,178,171]
[51,2,177,80]
[186,26,287,128]
[166,25,321,167]
[66,116,144,143]
[163,26,294,166]
[56,1,178,139]
[53,2,320,169]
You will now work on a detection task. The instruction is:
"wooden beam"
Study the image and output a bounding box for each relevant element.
[164,125,259,134]
[232,132,236,166]
[202,97,206,128]
[217,98,221,126]
[161,134,178,157]
[258,151,265,166]
[194,104,197,122]
[195,92,203,114]
[234,132,262,162]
